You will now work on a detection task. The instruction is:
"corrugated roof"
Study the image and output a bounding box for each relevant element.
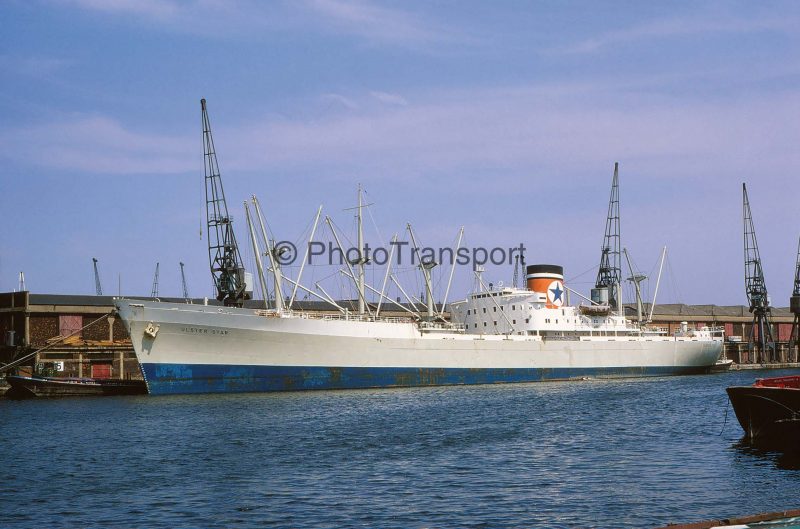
[15,293,794,318]
[23,294,432,313]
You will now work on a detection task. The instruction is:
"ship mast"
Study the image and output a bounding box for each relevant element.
[622,248,646,325]
[646,246,667,323]
[407,224,437,320]
[202,98,247,307]
[251,195,285,311]
[357,184,366,315]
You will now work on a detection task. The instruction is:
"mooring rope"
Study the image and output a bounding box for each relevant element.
[0,312,112,374]
[719,400,730,436]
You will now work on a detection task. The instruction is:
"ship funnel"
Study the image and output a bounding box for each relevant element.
[526,264,565,309]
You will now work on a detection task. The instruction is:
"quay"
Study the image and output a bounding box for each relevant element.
[731,362,800,370]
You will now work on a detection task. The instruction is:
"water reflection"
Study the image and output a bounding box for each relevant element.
[733,438,800,470]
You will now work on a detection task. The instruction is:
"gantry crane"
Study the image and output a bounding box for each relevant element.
[202,99,248,307]
[742,183,775,363]
[92,258,102,296]
[180,262,190,301]
[790,236,800,363]
[151,262,160,299]
[594,163,622,311]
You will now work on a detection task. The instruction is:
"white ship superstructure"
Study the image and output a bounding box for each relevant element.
[449,264,683,339]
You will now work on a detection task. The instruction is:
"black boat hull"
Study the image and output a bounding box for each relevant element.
[5,375,147,398]
[726,385,800,441]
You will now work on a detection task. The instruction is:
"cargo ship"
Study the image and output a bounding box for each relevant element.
[115,267,722,395]
[113,99,724,396]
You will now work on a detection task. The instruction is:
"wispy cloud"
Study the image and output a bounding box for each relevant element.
[301,0,458,47]
[321,93,359,111]
[370,91,408,106]
[52,0,466,50]
[56,0,181,20]
[4,78,799,184]
[0,54,72,77]
[226,83,800,185]
[0,116,194,174]
[552,15,800,55]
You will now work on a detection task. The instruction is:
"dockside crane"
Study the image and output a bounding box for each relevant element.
[180,262,190,301]
[92,258,103,296]
[151,262,160,299]
[593,163,622,311]
[202,98,248,307]
[742,183,775,363]
[790,236,800,363]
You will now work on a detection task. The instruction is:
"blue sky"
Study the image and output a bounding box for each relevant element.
[2,0,799,306]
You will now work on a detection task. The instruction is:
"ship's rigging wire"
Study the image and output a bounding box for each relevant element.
[665,252,684,305]
[255,194,465,317]
[719,400,730,436]
[566,264,603,286]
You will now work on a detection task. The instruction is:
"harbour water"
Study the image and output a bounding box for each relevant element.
[2,369,798,528]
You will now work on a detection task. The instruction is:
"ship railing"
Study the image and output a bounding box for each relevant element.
[672,325,726,339]
[641,326,669,335]
[541,335,581,341]
[254,309,414,325]
[317,313,414,324]
[418,321,466,332]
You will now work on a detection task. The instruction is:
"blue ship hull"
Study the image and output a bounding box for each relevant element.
[141,363,711,395]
